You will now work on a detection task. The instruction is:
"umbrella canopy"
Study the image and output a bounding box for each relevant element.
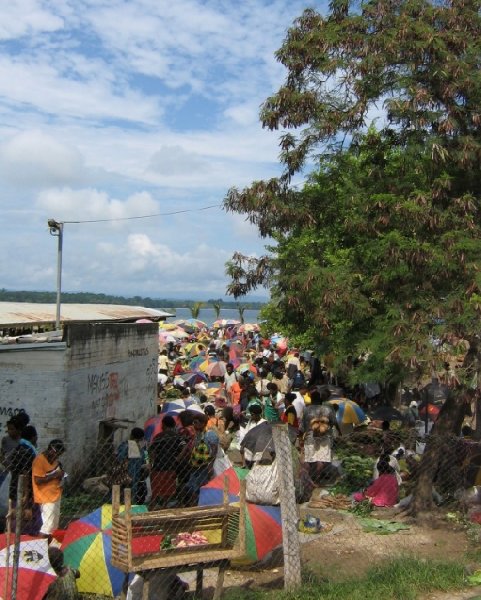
[327,399,367,425]
[62,504,149,597]
[189,356,207,371]
[238,323,260,333]
[206,361,227,378]
[236,363,258,376]
[184,342,207,357]
[369,406,404,422]
[0,535,56,600]
[159,322,178,331]
[144,410,184,443]
[204,382,225,397]
[199,467,282,562]
[175,371,207,388]
[175,319,207,331]
[159,332,176,345]
[212,319,241,328]
[161,327,189,339]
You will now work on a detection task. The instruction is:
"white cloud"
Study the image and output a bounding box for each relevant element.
[147,145,208,176]
[36,188,159,221]
[0,130,85,187]
[0,0,64,40]
[0,0,318,298]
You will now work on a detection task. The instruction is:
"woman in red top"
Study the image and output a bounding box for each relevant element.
[172,359,184,376]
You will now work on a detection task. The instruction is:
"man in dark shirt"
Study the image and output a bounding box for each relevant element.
[148,416,183,508]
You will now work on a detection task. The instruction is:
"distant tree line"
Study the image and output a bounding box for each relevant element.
[0,289,265,310]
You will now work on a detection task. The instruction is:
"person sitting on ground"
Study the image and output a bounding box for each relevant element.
[44,547,80,600]
[353,453,399,507]
[149,416,183,509]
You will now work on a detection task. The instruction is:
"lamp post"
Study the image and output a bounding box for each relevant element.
[48,219,64,331]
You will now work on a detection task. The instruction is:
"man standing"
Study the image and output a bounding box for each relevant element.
[32,439,65,539]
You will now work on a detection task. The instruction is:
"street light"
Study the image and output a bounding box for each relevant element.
[48,219,64,331]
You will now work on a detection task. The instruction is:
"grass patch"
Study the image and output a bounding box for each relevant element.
[224,557,467,600]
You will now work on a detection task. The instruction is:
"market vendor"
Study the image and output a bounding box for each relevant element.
[300,389,341,483]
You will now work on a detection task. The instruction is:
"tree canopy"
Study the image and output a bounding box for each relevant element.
[224,0,481,388]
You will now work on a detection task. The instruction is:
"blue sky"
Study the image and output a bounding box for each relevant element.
[0,0,324,301]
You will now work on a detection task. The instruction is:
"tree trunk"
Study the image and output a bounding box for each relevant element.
[410,391,465,515]
[411,338,481,516]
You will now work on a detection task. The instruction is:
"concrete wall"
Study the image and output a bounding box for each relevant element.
[0,343,67,441]
[64,323,158,475]
[0,322,158,476]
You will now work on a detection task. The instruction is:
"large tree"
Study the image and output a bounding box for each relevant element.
[224,0,481,513]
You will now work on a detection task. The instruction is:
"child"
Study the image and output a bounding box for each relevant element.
[44,547,80,600]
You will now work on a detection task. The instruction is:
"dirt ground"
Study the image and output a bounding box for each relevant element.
[188,502,481,599]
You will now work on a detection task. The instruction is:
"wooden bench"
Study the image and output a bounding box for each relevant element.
[111,481,246,599]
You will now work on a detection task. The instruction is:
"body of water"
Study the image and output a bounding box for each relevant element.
[164,307,261,327]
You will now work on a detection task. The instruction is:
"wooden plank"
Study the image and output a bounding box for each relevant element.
[125,549,241,571]
[196,568,203,597]
[213,562,227,600]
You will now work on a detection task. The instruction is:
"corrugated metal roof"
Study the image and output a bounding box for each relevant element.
[0,302,174,326]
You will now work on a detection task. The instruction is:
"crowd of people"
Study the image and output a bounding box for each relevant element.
[114,323,405,511]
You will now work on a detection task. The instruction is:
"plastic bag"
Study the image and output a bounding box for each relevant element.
[246,461,280,505]
[213,446,232,477]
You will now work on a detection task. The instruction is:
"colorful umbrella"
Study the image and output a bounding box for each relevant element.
[205,361,227,378]
[327,398,367,425]
[144,405,186,442]
[204,382,225,397]
[175,371,207,388]
[189,356,207,371]
[212,319,241,328]
[175,319,207,331]
[236,363,258,376]
[62,504,149,597]
[159,322,178,331]
[238,323,260,333]
[199,467,282,563]
[184,342,207,357]
[0,535,56,600]
[159,332,176,345]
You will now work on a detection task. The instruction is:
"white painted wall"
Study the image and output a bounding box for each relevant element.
[0,323,158,476]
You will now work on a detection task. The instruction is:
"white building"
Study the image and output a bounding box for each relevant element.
[0,303,170,478]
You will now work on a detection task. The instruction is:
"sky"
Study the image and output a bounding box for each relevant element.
[0,0,325,301]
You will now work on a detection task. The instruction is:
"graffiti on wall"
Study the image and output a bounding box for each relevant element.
[0,406,25,434]
[88,370,128,418]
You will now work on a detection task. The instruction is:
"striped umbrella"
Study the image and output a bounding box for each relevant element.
[327,398,367,425]
[62,504,149,596]
[199,467,282,563]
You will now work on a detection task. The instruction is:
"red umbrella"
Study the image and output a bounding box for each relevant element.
[0,535,56,600]
[199,467,282,563]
